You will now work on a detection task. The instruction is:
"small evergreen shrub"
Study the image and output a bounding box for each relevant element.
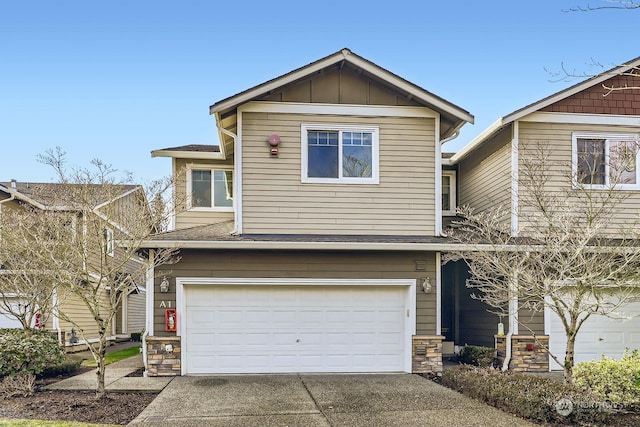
[39,355,83,378]
[0,328,65,377]
[442,365,613,425]
[130,332,142,342]
[574,348,640,405]
[458,345,497,367]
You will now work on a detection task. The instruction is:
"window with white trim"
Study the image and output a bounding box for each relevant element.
[442,170,456,215]
[573,133,640,188]
[104,228,115,257]
[187,167,233,210]
[301,124,379,184]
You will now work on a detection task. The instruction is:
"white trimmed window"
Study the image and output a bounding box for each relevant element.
[442,170,456,215]
[301,124,379,184]
[572,133,640,189]
[187,167,233,210]
[104,228,115,257]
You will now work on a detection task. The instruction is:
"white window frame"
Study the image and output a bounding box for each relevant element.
[442,170,457,216]
[105,227,115,257]
[301,124,380,184]
[186,165,234,212]
[572,132,640,190]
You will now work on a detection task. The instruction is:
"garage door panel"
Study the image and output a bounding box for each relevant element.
[184,284,408,374]
[548,300,640,370]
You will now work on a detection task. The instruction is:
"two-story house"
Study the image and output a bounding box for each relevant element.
[142,48,473,376]
[0,180,147,348]
[447,57,640,371]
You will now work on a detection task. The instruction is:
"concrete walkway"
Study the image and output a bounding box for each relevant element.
[44,353,173,393]
[130,374,537,427]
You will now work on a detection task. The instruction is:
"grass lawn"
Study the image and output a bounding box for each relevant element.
[81,345,141,367]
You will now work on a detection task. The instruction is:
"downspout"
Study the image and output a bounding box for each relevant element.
[502,276,519,371]
[439,129,460,238]
[218,126,239,235]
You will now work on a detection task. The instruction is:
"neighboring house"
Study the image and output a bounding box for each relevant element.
[142,48,474,376]
[0,180,147,347]
[446,57,640,370]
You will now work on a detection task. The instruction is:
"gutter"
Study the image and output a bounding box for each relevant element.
[217,125,239,235]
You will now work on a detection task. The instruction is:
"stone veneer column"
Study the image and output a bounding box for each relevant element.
[412,335,444,375]
[146,336,181,376]
[495,335,549,372]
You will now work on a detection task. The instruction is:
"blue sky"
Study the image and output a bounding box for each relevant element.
[1,0,639,184]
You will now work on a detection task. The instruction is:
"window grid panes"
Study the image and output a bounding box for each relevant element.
[306,128,375,181]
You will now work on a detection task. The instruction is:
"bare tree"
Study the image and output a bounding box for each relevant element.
[28,148,180,397]
[446,140,640,383]
[0,204,74,333]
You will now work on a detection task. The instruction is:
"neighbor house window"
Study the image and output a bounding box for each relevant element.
[104,228,115,257]
[573,133,640,188]
[301,124,379,184]
[187,168,233,210]
[442,171,456,215]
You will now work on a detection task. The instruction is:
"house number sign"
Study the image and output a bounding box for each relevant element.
[159,300,172,308]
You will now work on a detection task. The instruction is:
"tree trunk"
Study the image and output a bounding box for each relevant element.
[94,337,107,399]
[563,334,576,384]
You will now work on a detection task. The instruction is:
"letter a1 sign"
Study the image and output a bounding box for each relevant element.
[159,300,172,308]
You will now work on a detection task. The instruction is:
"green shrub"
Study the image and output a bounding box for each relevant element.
[39,355,83,378]
[442,365,613,425]
[574,348,640,405]
[130,332,142,342]
[458,345,497,367]
[0,328,65,377]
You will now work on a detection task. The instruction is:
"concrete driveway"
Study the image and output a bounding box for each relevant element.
[130,374,536,426]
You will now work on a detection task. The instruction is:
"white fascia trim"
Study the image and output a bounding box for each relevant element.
[435,115,442,235]
[436,252,442,335]
[236,111,244,234]
[511,121,519,237]
[239,101,438,118]
[524,111,640,126]
[146,249,155,336]
[139,240,501,251]
[344,54,474,124]
[151,150,225,160]
[176,277,417,374]
[449,117,506,164]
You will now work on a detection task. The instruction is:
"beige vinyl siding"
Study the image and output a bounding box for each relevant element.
[126,291,146,334]
[174,158,235,230]
[518,121,640,235]
[153,250,437,337]
[56,288,111,341]
[241,112,436,235]
[458,125,512,222]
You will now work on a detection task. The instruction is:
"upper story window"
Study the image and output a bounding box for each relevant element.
[442,170,456,215]
[187,167,233,210]
[573,133,640,189]
[301,124,379,184]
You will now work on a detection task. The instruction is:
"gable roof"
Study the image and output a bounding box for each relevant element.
[450,55,640,164]
[0,181,140,210]
[210,48,474,158]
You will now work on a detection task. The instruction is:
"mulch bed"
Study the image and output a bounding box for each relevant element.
[0,367,156,425]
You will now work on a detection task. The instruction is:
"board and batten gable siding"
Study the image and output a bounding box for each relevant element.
[240,112,437,235]
[260,65,422,107]
[152,250,437,337]
[457,126,512,224]
[517,121,640,235]
[173,157,235,230]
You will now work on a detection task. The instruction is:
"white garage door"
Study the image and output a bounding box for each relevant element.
[183,284,409,374]
[547,302,640,370]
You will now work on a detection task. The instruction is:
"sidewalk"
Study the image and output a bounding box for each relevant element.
[44,351,173,393]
